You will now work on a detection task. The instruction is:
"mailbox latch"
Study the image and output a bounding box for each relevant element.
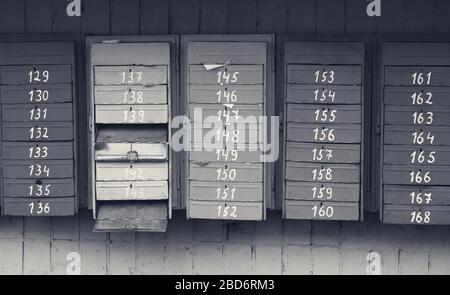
[127,150,139,162]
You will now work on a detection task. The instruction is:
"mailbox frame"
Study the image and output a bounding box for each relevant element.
[86,35,179,228]
[278,35,371,221]
[378,36,450,224]
[0,34,81,216]
[180,34,276,220]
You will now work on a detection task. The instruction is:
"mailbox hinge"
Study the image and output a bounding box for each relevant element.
[102,40,120,44]
[376,115,381,135]
[175,58,180,72]
[271,47,275,72]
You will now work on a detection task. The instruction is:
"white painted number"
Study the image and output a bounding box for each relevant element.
[411,72,432,86]
[314,70,335,84]
[28,184,51,197]
[29,164,50,177]
[123,90,143,103]
[314,89,336,103]
[410,211,431,224]
[216,187,236,200]
[312,205,334,218]
[314,108,337,122]
[410,192,432,205]
[312,186,333,200]
[29,146,48,158]
[410,170,431,184]
[29,89,49,102]
[29,202,50,215]
[28,69,49,83]
[313,128,335,142]
[216,89,237,103]
[217,71,239,84]
[29,127,49,139]
[121,71,142,84]
[411,92,432,105]
[30,107,48,120]
[217,205,238,218]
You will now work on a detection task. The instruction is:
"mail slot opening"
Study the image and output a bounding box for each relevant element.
[94,200,168,232]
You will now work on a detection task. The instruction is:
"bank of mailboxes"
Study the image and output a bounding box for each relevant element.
[281,40,366,221]
[0,41,78,216]
[87,36,178,231]
[381,41,450,225]
[4,35,450,229]
[182,35,275,220]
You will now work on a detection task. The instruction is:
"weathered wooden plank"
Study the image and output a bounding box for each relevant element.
[376,0,404,33]
[50,240,80,274]
[257,0,287,33]
[25,0,52,33]
[0,0,25,33]
[200,0,228,34]
[164,242,194,274]
[170,0,199,34]
[136,236,164,274]
[345,0,376,34]
[79,209,108,241]
[140,0,170,34]
[435,0,450,33]
[23,240,51,275]
[229,0,257,33]
[53,0,82,33]
[0,217,23,239]
[110,0,140,35]
[403,0,434,34]
[223,243,252,274]
[109,241,136,274]
[52,215,80,240]
[85,0,110,35]
[80,240,108,275]
[193,243,223,275]
[287,0,316,33]
[316,0,345,34]
[24,217,51,240]
[0,239,23,274]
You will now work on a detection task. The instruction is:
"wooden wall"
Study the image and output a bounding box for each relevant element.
[0,0,449,275]
[1,0,450,210]
[0,0,449,36]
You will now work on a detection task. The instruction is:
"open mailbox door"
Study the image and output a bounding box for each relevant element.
[87,36,178,232]
[280,37,367,221]
[0,38,79,216]
[380,40,450,225]
[181,35,275,221]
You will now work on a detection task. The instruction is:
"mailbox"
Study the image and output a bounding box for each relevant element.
[0,40,78,216]
[380,41,450,225]
[87,36,178,232]
[181,35,275,220]
[281,38,367,221]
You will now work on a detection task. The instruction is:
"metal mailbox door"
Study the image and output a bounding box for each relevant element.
[182,35,275,221]
[281,39,366,221]
[381,41,450,225]
[87,36,178,232]
[0,40,78,216]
